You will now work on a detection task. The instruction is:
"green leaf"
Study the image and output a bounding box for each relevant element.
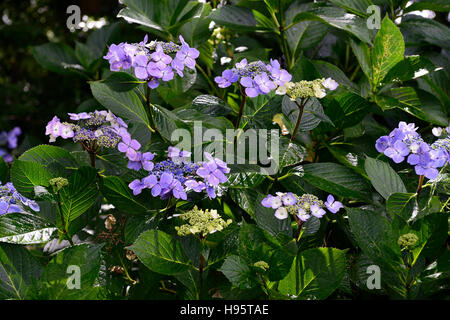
[347,207,402,267]
[36,244,103,299]
[86,22,119,58]
[19,144,78,176]
[364,156,407,199]
[400,15,450,49]
[371,17,405,88]
[328,0,373,17]
[59,167,99,224]
[293,5,372,44]
[10,160,52,198]
[151,104,189,142]
[302,162,371,199]
[75,41,96,69]
[90,81,152,133]
[0,243,43,299]
[117,0,203,37]
[100,176,165,214]
[403,0,450,13]
[191,94,232,116]
[386,193,417,223]
[129,229,191,275]
[102,72,143,92]
[0,213,56,245]
[349,38,372,80]
[282,96,332,133]
[278,247,347,299]
[383,55,435,83]
[32,43,83,75]
[219,255,258,289]
[0,157,7,183]
[209,6,259,31]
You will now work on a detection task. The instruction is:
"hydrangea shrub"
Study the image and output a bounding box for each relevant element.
[1,0,449,301]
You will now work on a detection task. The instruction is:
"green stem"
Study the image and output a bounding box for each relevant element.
[235,85,247,130]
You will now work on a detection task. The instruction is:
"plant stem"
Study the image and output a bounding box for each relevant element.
[199,235,205,299]
[293,214,303,243]
[234,85,246,130]
[290,97,308,143]
[416,175,425,195]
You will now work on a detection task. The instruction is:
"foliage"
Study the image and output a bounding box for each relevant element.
[0,0,449,300]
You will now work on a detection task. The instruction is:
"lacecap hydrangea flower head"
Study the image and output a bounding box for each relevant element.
[0,127,21,163]
[175,206,232,237]
[214,58,292,97]
[104,35,199,89]
[0,181,40,215]
[262,192,343,221]
[280,77,339,99]
[128,148,230,201]
[375,122,449,180]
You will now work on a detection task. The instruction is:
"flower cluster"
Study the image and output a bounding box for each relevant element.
[128,148,230,201]
[281,78,339,99]
[214,58,292,97]
[45,110,128,149]
[175,206,232,237]
[262,192,343,221]
[0,127,21,163]
[0,181,40,215]
[397,233,419,249]
[104,35,199,89]
[375,122,449,180]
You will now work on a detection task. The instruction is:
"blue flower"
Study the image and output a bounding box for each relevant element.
[324,195,343,214]
[384,140,410,163]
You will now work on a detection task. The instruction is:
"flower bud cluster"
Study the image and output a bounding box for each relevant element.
[175,205,232,237]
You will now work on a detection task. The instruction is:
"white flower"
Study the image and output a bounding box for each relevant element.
[274,207,288,220]
[220,57,232,65]
[234,46,248,53]
[432,127,443,137]
[297,208,311,222]
[322,77,338,90]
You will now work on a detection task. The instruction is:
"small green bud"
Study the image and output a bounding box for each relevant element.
[397,233,419,249]
[253,261,269,271]
[49,177,69,192]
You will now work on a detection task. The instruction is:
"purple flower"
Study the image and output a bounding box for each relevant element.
[0,201,21,215]
[176,36,200,70]
[168,146,191,163]
[118,128,141,161]
[254,73,276,94]
[375,136,391,153]
[261,194,282,209]
[324,195,343,213]
[128,179,146,196]
[196,153,230,186]
[60,124,74,139]
[297,208,311,222]
[185,179,206,192]
[151,44,172,69]
[282,192,296,206]
[384,140,410,163]
[171,57,185,77]
[214,69,239,88]
[148,77,159,89]
[134,54,149,79]
[7,127,21,149]
[150,172,173,197]
[310,204,326,218]
[240,77,259,97]
[270,68,292,87]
